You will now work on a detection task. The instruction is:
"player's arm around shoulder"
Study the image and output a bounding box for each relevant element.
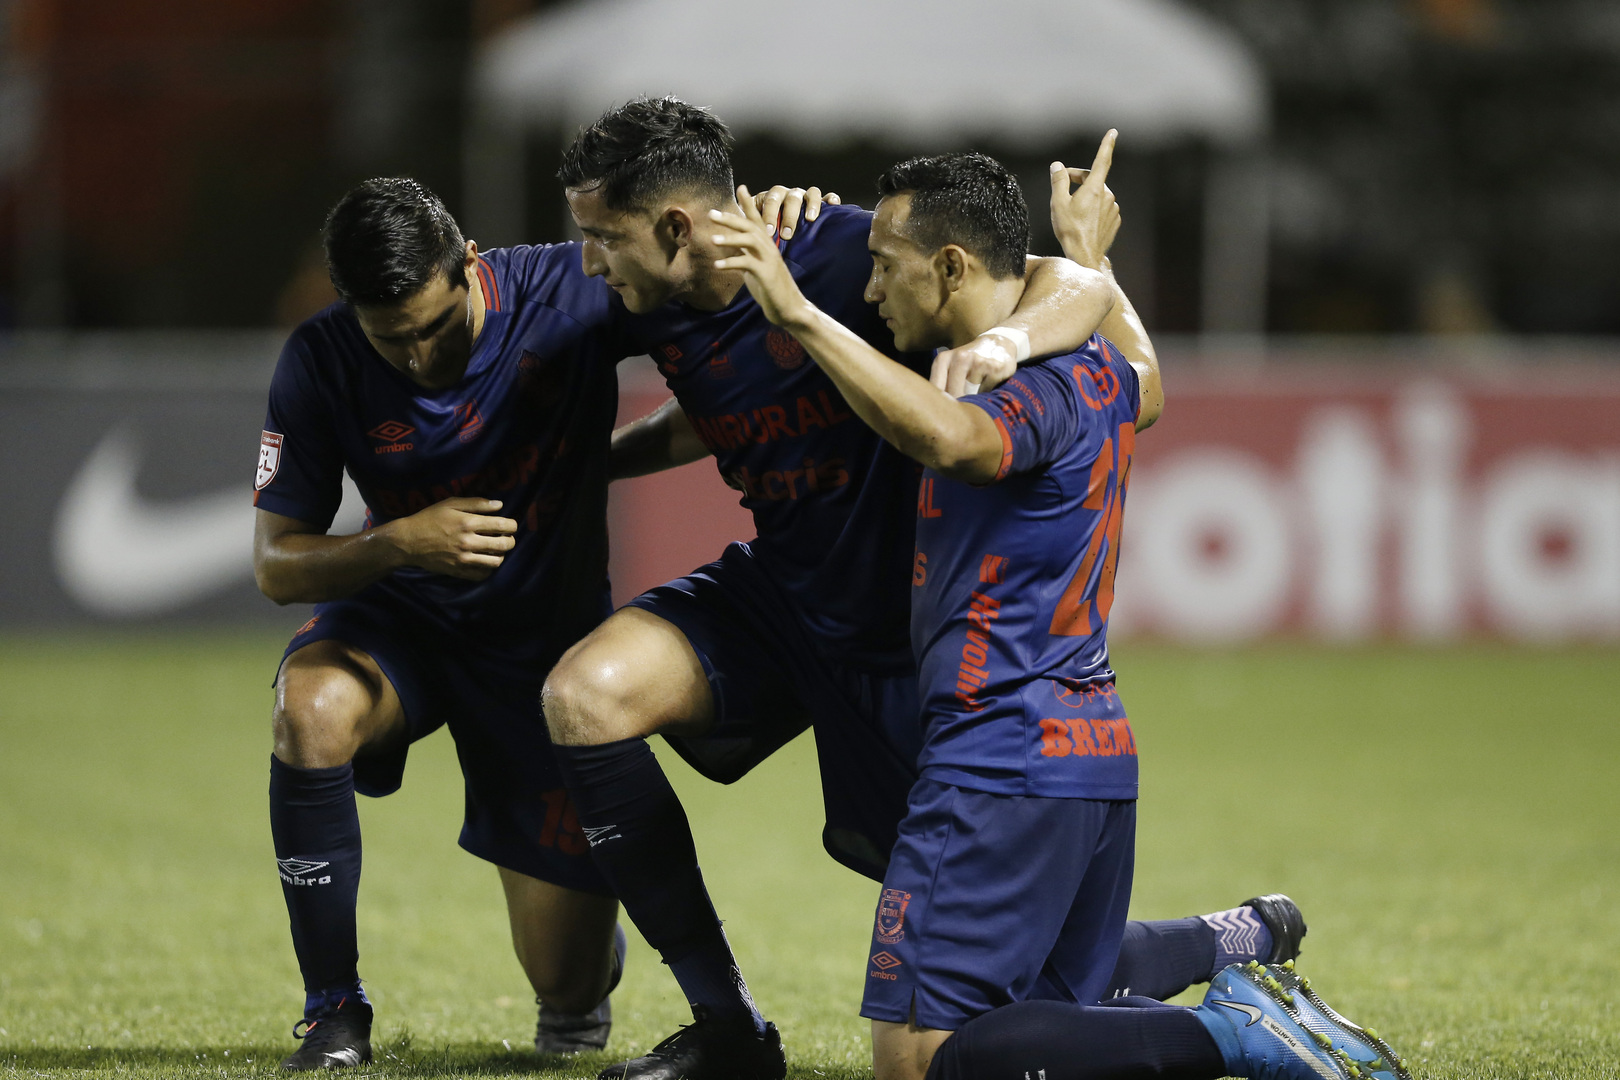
[608,395,709,480]
[706,189,1004,486]
[926,253,1112,399]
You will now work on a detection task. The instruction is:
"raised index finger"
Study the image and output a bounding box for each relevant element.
[1083,129,1118,189]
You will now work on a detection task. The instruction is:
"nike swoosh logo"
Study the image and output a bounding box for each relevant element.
[322,1048,363,1068]
[53,427,364,617]
[1212,1000,1265,1026]
[583,825,621,847]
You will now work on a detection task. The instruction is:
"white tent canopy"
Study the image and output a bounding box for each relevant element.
[476,0,1266,149]
[466,0,1270,332]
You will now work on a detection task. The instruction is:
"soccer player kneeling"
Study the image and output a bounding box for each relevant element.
[707,149,1410,1080]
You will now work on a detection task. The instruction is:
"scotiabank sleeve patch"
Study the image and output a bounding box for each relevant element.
[253,331,345,526]
[255,431,283,491]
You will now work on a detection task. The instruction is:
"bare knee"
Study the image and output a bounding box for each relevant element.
[501,868,620,1013]
[543,643,650,746]
[272,643,394,769]
[542,611,712,746]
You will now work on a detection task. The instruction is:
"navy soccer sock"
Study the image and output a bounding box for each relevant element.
[269,756,365,999]
[553,738,764,1033]
[1105,918,1217,1001]
[925,998,1224,1080]
[1200,906,1274,972]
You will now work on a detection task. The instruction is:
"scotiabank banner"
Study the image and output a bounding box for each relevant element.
[3,335,1617,643]
[1111,370,1620,641]
[613,363,1620,644]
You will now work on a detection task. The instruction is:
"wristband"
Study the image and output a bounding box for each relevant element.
[984,325,1031,363]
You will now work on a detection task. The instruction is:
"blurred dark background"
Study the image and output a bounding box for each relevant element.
[4,0,1618,335]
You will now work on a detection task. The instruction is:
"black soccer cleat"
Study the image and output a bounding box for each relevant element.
[1243,893,1308,965]
[597,1007,785,1080]
[280,993,373,1071]
[536,923,629,1054]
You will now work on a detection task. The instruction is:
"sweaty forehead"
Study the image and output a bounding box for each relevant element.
[358,279,460,337]
[567,185,649,232]
[870,195,917,256]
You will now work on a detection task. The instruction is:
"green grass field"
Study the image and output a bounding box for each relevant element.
[2,633,1617,1079]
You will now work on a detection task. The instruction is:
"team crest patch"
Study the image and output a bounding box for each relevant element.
[875,888,911,944]
[765,328,805,370]
[256,431,283,490]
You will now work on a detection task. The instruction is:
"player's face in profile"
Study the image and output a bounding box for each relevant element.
[354,253,478,387]
[865,195,942,352]
[566,185,683,314]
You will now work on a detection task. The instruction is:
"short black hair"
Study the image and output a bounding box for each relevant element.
[876,152,1029,280]
[558,96,735,211]
[323,177,467,307]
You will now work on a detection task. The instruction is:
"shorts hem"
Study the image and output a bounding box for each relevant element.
[858,1003,913,1025]
[455,835,614,898]
[859,999,974,1031]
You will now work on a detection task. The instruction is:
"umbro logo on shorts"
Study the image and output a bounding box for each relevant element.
[277,858,333,886]
[869,951,902,981]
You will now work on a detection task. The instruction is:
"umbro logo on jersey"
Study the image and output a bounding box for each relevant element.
[277,858,333,886]
[583,825,621,847]
[368,420,416,454]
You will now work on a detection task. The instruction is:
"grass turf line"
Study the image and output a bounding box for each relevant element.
[1,632,1616,1079]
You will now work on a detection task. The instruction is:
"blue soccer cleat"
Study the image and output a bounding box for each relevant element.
[1195,961,1411,1080]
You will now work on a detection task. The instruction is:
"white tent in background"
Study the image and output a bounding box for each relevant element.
[466,0,1271,333]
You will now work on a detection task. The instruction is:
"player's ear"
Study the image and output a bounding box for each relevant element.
[461,240,479,277]
[661,206,696,251]
[936,245,970,294]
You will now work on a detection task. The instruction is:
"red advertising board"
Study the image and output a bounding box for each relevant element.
[608,359,1620,642]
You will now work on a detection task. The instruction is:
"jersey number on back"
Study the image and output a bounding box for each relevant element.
[1049,422,1134,637]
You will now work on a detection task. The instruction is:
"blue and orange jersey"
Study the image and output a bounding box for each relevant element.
[911,335,1141,798]
[614,204,930,671]
[253,244,619,644]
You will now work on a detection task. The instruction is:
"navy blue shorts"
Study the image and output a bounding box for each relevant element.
[278,594,610,896]
[860,778,1135,1029]
[626,542,923,881]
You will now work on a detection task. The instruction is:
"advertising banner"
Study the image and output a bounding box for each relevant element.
[4,335,1617,643]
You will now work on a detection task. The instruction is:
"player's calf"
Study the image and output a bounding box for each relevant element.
[536,924,629,1054]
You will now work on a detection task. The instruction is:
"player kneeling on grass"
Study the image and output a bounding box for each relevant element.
[707,151,1412,1080]
[253,178,629,1069]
